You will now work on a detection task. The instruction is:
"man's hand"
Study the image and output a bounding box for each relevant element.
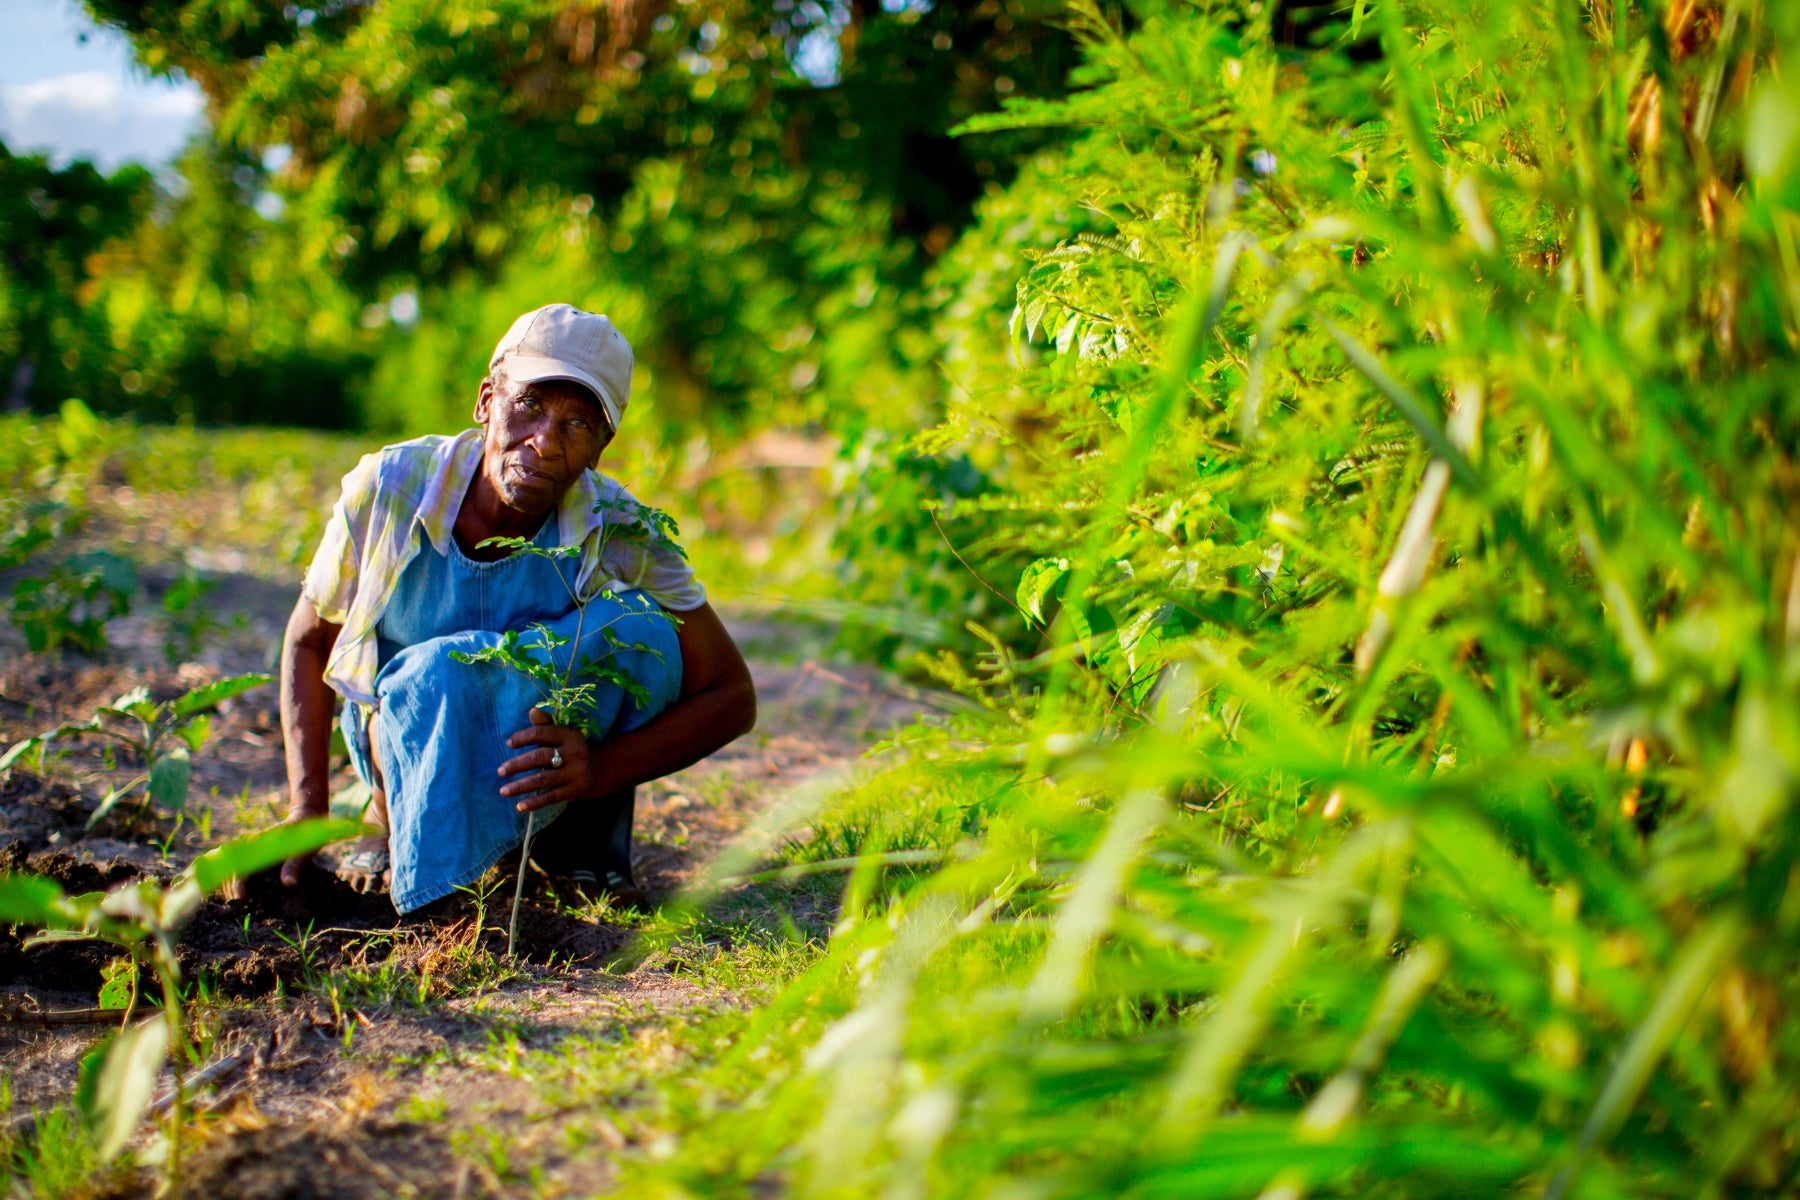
[499,707,598,811]
[499,602,755,814]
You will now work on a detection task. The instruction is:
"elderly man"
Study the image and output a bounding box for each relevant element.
[278,304,755,911]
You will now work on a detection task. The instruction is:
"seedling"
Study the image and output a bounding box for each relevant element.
[10,549,137,657]
[0,819,360,1180]
[0,673,273,829]
[158,569,218,665]
[446,495,683,956]
[0,498,80,571]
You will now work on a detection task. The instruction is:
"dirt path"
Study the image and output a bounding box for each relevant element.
[0,579,928,1197]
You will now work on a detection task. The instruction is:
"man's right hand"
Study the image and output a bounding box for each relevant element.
[279,806,329,887]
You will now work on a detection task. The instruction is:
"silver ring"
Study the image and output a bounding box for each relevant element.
[550,748,564,769]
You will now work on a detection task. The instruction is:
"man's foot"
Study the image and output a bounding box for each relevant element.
[336,836,390,894]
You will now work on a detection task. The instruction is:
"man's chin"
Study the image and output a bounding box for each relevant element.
[495,476,559,514]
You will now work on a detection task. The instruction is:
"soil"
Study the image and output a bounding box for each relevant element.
[0,563,931,1197]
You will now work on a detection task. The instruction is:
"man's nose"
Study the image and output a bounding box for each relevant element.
[526,414,565,458]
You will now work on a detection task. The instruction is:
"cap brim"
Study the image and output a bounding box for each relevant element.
[502,354,621,434]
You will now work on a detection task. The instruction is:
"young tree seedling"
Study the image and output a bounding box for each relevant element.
[446,496,682,955]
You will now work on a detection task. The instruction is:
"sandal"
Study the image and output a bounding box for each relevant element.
[336,842,391,894]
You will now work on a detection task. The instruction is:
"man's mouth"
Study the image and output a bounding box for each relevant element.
[509,461,553,484]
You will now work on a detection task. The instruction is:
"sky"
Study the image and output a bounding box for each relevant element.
[0,0,203,171]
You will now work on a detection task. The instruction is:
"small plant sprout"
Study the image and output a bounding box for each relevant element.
[0,673,273,830]
[159,569,218,665]
[0,818,360,1182]
[10,548,137,658]
[447,495,683,957]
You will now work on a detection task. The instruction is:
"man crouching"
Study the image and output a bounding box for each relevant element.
[276,304,755,911]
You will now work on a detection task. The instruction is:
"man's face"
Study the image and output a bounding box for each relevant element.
[474,375,613,515]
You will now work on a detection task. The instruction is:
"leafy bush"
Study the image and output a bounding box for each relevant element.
[609,2,1800,1197]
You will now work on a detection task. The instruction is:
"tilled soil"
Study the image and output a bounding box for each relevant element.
[0,597,929,1197]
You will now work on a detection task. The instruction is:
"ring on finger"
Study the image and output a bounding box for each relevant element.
[550,748,564,769]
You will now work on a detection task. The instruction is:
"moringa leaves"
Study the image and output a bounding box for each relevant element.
[1017,557,1071,626]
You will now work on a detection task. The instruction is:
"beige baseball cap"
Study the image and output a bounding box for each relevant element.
[488,303,633,434]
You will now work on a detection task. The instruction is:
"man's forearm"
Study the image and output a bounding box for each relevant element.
[282,636,337,817]
[586,677,756,797]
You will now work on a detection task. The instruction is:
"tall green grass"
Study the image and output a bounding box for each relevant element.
[613,1,1800,1196]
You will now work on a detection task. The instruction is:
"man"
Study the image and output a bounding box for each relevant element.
[278,304,755,910]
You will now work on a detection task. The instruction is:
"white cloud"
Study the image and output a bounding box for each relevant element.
[0,69,204,171]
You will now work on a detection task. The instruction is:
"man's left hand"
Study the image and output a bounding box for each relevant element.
[499,707,600,811]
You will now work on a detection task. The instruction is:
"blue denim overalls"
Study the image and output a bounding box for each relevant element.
[340,516,681,912]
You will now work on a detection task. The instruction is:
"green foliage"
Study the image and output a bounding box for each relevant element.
[585,2,1800,1197]
[0,146,150,406]
[3,3,1076,442]
[0,498,75,571]
[158,569,218,666]
[1,673,272,827]
[0,1101,105,1199]
[0,817,358,1180]
[0,138,368,425]
[445,498,681,735]
[9,548,136,658]
[77,1019,168,1164]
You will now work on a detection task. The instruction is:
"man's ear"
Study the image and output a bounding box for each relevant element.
[474,376,495,425]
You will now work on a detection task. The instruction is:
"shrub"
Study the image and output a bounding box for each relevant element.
[620,2,1800,1197]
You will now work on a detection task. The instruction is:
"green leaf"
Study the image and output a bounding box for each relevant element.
[0,872,70,926]
[64,548,137,602]
[23,929,99,949]
[170,672,273,718]
[98,958,136,1010]
[473,535,536,553]
[1746,76,1800,182]
[158,880,203,933]
[147,748,191,813]
[1547,911,1747,1199]
[1017,557,1071,625]
[86,782,138,830]
[184,818,363,895]
[0,737,44,773]
[81,1016,169,1162]
[1322,323,1482,492]
[98,686,158,725]
[174,714,211,753]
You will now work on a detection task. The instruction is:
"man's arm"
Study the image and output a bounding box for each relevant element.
[499,601,756,810]
[280,595,343,885]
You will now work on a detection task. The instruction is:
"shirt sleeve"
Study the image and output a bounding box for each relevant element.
[594,482,709,613]
[300,454,377,626]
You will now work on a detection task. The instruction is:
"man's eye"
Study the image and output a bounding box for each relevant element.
[516,395,540,410]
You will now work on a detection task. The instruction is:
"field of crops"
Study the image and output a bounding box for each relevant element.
[3,1,1799,1197]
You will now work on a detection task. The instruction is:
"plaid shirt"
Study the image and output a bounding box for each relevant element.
[302,428,705,706]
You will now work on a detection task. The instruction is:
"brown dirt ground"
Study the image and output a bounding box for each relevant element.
[0,570,931,1197]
